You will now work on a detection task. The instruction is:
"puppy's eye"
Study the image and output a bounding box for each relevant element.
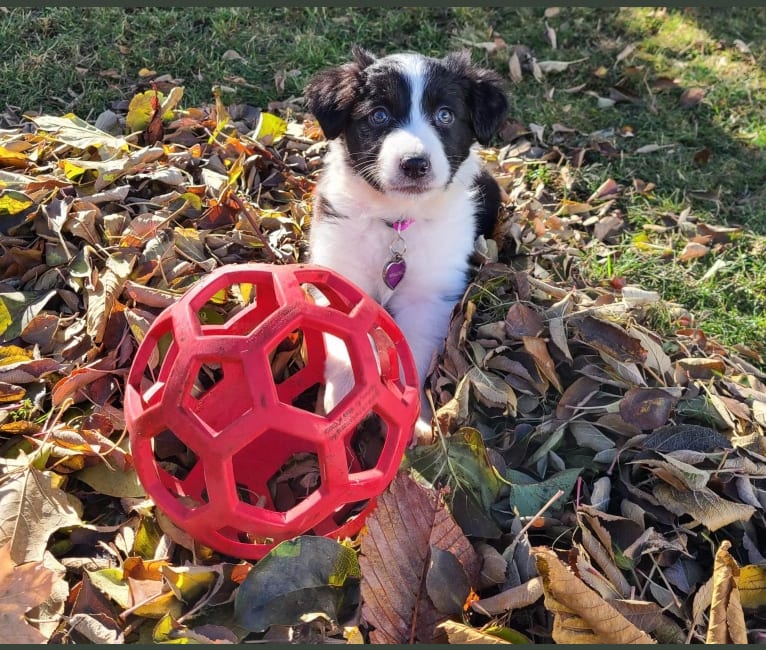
[369,108,390,126]
[435,107,454,125]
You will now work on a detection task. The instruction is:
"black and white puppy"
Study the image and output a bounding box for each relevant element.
[305,46,508,442]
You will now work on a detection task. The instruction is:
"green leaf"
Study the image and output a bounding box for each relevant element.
[234,536,361,633]
[406,427,504,537]
[508,467,582,517]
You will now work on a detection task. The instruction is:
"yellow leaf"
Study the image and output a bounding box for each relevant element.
[162,565,218,602]
[0,146,28,167]
[253,112,287,145]
[737,565,766,609]
[131,590,182,619]
[126,90,175,133]
[438,619,513,644]
[0,300,12,338]
[0,190,33,215]
[179,191,202,210]
[558,199,593,215]
[61,159,88,181]
[0,345,32,366]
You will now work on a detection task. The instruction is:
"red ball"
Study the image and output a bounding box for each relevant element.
[125,263,420,559]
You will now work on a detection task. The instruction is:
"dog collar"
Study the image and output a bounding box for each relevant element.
[382,219,413,289]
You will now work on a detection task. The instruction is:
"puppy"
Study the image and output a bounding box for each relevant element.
[305,46,509,443]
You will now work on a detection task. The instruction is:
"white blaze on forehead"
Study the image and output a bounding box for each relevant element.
[376,54,451,191]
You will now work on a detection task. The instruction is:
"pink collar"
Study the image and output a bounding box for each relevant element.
[390,218,414,232]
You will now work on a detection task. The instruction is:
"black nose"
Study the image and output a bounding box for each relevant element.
[400,156,431,179]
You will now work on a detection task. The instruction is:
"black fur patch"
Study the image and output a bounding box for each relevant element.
[314,194,348,222]
[471,169,502,239]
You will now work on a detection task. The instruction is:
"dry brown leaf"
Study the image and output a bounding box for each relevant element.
[472,576,544,616]
[574,315,648,364]
[618,387,677,431]
[508,51,523,83]
[0,542,55,643]
[578,525,631,598]
[653,483,755,531]
[679,87,706,109]
[533,546,656,644]
[706,540,748,644]
[679,241,710,261]
[697,222,742,244]
[555,376,600,420]
[588,177,620,202]
[522,336,562,392]
[505,301,544,338]
[359,472,479,644]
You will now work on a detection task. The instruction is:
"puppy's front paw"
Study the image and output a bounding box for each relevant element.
[411,416,436,447]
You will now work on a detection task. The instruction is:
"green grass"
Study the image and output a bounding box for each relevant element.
[1,6,764,357]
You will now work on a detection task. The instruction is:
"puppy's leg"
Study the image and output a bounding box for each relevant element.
[321,333,355,415]
[393,297,456,445]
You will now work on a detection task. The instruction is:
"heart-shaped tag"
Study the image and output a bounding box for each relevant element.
[383,256,406,289]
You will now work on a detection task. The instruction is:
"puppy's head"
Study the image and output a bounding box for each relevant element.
[305,46,508,196]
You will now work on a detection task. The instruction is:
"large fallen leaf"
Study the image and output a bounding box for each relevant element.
[574,315,648,364]
[653,483,755,531]
[505,301,544,338]
[234,536,360,633]
[0,456,83,563]
[522,335,562,392]
[706,540,747,644]
[619,387,678,431]
[30,113,128,156]
[359,471,480,644]
[405,427,503,538]
[533,546,656,644]
[641,424,732,453]
[0,542,55,643]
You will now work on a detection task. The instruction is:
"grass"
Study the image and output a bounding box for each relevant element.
[1,6,764,357]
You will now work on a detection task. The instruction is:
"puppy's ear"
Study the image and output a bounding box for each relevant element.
[444,50,509,146]
[351,44,376,68]
[305,46,374,140]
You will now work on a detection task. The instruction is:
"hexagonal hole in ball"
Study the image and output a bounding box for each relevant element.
[152,427,209,508]
[139,329,176,402]
[185,359,253,433]
[195,279,279,336]
[229,430,323,529]
[349,411,387,471]
[267,451,321,513]
[269,326,337,415]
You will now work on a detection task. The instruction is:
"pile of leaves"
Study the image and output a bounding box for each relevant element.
[0,83,765,645]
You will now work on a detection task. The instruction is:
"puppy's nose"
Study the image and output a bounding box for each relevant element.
[400,156,431,178]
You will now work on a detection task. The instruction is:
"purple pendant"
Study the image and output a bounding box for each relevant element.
[383,255,406,289]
